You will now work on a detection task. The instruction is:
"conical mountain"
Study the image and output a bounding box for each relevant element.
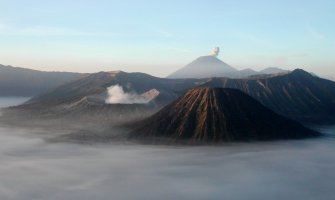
[130,88,319,143]
[168,56,238,79]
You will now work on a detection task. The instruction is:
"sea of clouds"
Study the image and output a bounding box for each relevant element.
[0,124,335,200]
[1,97,335,200]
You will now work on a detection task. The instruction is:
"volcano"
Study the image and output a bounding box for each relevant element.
[167,55,238,79]
[17,69,335,124]
[130,88,319,143]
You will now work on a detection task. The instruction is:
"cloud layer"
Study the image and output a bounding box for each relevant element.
[0,124,335,200]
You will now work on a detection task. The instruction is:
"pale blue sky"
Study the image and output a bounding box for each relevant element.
[0,0,334,77]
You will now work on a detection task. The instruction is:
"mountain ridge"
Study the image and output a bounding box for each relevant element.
[14,68,335,124]
[0,64,84,97]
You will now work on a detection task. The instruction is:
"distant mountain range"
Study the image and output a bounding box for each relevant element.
[0,64,83,97]
[15,68,335,124]
[2,54,335,144]
[198,69,335,123]
[167,55,289,79]
[130,88,319,143]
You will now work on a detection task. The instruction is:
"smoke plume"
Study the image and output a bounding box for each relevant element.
[211,47,220,57]
[105,85,148,104]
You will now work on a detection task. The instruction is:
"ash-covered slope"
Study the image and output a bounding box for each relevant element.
[168,56,238,79]
[53,97,156,124]
[26,71,194,107]
[130,88,319,143]
[200,69,335,123]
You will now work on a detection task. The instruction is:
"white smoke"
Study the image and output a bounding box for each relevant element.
[211,47,220,57]
[105,85,149,104]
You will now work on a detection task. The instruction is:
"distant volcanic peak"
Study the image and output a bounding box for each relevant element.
[291,68,312,76]
[194,55,225,63]
[194,55,228,65]
[168,55,237,79]
[131,87,319,143]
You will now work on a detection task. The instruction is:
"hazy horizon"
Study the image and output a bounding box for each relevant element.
[0,57,333,79]
[0,0,334,77]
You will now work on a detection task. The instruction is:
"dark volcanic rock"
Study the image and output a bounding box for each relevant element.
[200,69,335,123]
[130,88,319,143]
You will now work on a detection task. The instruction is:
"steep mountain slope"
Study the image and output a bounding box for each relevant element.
[0,64,83,96]
[21,69,335,124]
[130,88,319,143]
[168,56,238,79]
[52,97,156,124]
[26,71,198,108]
[200,69,335,123]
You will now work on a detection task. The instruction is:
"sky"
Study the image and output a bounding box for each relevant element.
[0,0,334,77]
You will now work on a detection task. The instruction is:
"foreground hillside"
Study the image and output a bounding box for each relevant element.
[129,88,319,143]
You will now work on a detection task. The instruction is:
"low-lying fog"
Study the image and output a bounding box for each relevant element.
[1,98,335,200]
[0,97,30,116]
